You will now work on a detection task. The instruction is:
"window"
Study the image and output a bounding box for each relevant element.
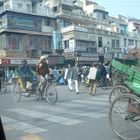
[44,19,51,26]
[27,4,31,12]
[135,40,138,47]
[116,40,120,47]
[124,38,127,46]
[53,7,57,12]
[18,3,22,8]
[64,40,69,49]
[128,39,134,46]
[98,37,102,47]
[90,48,97,53]
[112,39,115,48]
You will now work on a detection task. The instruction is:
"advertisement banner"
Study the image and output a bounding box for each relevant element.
[53,31,62,50]
[7,14,41,31]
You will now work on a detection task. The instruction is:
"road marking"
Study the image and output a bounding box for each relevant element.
[72,100,108,105]
[57,102,86,108]
[60,120,82,125]
[5,94,109,129]
[88,97,109,101]
[8,108,83,126]
[33,104,108,118]
[1,116,46,134]
[8,108,52,117]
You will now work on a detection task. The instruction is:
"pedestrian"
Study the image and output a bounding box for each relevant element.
[0,69,5,92]
[87,63,98,95]
[99,61,107,89]
[18,59,32,89]
[64,64,73,91]
[71,62,80,94]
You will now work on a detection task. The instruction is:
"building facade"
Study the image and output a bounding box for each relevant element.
[0,0,56,69]
[46,0,140,64]
[0,0,140,68]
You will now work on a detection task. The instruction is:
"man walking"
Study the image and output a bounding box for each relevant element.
[64,64,73,91]
[87,63,98,95]
[72,62,80,94]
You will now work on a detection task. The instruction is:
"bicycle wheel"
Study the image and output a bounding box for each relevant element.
[13,82,21,102]
[44,83,57,105]
[109,85,129,105]
[109,94,140,140]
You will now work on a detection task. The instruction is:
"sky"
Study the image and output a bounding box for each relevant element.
[93,0,140,19]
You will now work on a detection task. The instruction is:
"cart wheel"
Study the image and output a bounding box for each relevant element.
[109,85,129,105]
[44,83,57,105]
[109,94,140,140]
[13,82,22,102]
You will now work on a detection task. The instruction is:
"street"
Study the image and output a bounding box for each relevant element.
[0,84,119,140]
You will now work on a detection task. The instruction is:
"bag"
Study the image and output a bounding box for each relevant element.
[58,77,65,85]
[26,81,32,90]
[106,74,109,79]
[18,78,24,89]
[87,67,97,80]
[85,78,90,85]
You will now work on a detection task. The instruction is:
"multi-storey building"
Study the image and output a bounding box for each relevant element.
[45,0,140,64]
[0,0,56,69]
[0,0,139,68]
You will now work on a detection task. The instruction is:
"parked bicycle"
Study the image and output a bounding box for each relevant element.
[13,75,58,105]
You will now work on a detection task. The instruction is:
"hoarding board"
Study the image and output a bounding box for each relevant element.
[48,55,65,65]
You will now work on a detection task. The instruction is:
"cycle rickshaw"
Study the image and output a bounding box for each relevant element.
[108,59,140,140]
[13,72,58,105]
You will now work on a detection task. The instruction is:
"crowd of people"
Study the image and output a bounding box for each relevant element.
[0,55,112,96]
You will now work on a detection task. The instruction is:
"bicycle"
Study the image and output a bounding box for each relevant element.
[108,59,140,140]
[109,73,129,105]
[13,75,58,105]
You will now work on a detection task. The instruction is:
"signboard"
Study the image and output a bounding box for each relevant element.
[10,59,39,65]
[69,39,75,50]
[64,53,75,60]
[8,14,41,31]
[53,31,62,49]
[1,59,10,64]
[0,50,6,57]
[78,56,99,61]
[10,59,22,64]
[48,55,65,65]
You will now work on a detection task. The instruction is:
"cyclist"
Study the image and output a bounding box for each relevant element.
[36,55,50,99]
[18,59,32,89]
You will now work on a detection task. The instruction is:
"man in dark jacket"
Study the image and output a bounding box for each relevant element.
[99,62,107,89]
[18,59,32,88]
[72,62,80,94]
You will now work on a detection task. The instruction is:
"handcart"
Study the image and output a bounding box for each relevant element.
[108,59,140,140]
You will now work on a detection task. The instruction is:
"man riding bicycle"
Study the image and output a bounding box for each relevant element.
[36,55,50,99]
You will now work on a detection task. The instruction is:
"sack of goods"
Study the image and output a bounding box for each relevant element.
[87,67,97,80]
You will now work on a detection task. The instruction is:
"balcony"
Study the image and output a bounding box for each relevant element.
[55,10,109,26]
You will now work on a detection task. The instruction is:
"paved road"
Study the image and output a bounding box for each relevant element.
[0,84,119,140]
